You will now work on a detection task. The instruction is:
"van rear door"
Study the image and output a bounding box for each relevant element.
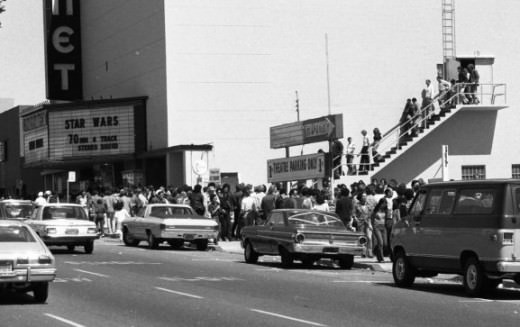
[506,185,520,261]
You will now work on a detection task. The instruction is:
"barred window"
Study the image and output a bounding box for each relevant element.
[513,164,520,179]
[461,165,486,180]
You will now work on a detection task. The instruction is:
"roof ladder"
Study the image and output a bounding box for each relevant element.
[442,0,456,59]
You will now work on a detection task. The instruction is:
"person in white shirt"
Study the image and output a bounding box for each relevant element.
[346,137,356,175]
[421,79,435,127]
[437,75,451,110]
[34,192,47,206]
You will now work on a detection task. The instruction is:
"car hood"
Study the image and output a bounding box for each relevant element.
[163,218,218,227]
[29,219,95,227]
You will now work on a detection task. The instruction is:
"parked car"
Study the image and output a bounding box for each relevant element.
[121,204,219,251]
[391,179,520,296]
[26,203,98,254]
[241,209,367,269]
[0,220,56,303]
[0,199,35,220]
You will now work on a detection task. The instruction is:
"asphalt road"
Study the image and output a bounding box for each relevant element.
[1,239,520,327]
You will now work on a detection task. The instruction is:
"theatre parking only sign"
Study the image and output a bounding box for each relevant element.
[267,153,326,183]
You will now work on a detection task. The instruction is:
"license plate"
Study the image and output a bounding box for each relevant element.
[323,247,339,253]
[183,234,195,240]
[65,229,79,235]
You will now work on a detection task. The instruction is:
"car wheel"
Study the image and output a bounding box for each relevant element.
[84,241,94,254]
[67,245,75,252]
[514,274,520,285]
[244,241,259,264]
[33,282,49,303]
[147,232,159,249]
[122,228,139,246]
[168,240,184,249]
[280,247,294,268]
[392,250,416,287]
[338,254,354,270]
[195,239,209,251]
[463,257,486,296]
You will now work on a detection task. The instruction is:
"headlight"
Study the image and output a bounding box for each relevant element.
[294,233,305,243]
[358,236,367,245]
[87,228,97,234]
[46,228,57,234]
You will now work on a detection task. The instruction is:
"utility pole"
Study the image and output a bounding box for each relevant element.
[325,33,331,115]
[295,90,300,121]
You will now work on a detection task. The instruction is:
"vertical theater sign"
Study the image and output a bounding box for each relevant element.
[44,0,83,100]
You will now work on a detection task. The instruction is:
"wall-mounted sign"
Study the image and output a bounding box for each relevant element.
[47,106,135,160]
[68,171,76,182]
[44,0,83,100]
[209,168,221,185]
[270,114,343,149]
[267,153,326,183]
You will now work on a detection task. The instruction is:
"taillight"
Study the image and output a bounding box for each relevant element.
[87,228,97,234]
[503,232,514,245]
[159,224,166,230]
[38,255,52,264]
[294,233,305,243]
[46,228,57,234]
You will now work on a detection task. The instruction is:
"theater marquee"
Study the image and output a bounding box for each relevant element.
[267,153,326,183]
[48,106,135,159]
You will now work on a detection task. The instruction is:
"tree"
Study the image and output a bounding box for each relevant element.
[0,0,6,28]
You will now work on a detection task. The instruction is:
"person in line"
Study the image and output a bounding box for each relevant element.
[359,129,370,174]
[420,79,435,127]
[103,189,116,234]
[261,185,277,220]
[34,191,47,206]
[355,192,373,258]
[457,66,471,104]
[113,199,130,240]
[371,198,389,262]
[345,137,356,175]
[313,192,329,212]
[93,198,106,236]
[437,75,451,111]
[218,184,233,241]
[400,99,413,139]
[372,128,382,164]
[335,187,353,228]
[468,64,480,104]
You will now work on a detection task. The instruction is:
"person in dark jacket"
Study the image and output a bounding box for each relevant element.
[335,187,353,228]
[189,184,205,216]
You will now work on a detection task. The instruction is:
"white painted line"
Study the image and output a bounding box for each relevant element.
[250,309,327,327]
[332,280,387,283]
[73,269,110,278]
[154,287,204,299]
[44,313,86,327]
[458,298,494,303]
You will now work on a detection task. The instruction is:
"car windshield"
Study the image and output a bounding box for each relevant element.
[3,204,34,219]
[148,206,194,219]
[0,226,36,242]
[42,206,88,220]
[288,212,345,228]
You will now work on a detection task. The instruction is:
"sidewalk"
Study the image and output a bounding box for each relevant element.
[215,241,392,273]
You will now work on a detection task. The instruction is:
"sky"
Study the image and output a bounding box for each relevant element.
[0,0,46,109]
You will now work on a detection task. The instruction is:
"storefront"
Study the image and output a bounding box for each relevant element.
[21,97,147,196]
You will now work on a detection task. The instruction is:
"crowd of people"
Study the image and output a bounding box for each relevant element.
[27,177,425,263]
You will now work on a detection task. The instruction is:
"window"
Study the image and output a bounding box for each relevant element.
[0,226,36,242]
[288,213,344,228]
[42,206,88,220]
[461,165,486,180]
[409,192,427,217]
[512,165,520,179]
[453,189,496,215]
[267,212,285,226]
[424,189,456,215]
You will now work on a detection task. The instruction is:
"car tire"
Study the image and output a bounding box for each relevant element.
[168,240,184,249]
[147,232,159,249]
[84,241,94,254]
[514,274,520,285]
[463,257,487,296]
[244,241,259,264]
[33,282,49,303]
[280,247,294,268]
[122,228,139,247]
[338,254,354,270]
[392,250,416,287]
[67,245,75,252]
[195,239,209,251]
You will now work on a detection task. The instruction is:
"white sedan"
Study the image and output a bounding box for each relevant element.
[0,220,56,303]
[122,204,218,251]
[27,203,98,254]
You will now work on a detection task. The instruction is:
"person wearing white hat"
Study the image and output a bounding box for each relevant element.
[34,192,47,206]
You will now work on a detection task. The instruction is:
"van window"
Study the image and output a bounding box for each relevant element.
[409,192,427,217]
[515,188,520,213]
[453,189,496,215]
[425,189,456,215]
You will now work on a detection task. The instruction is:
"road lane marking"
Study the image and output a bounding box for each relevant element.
[54,277,92,283]
[332,280,387,283]
[250,309,327,327]
[65,261,162,265]
[458,298,494,303]
[154,287,204,299]
[44,313,86,327]
[159,276,243,282]
[73,269,110,278]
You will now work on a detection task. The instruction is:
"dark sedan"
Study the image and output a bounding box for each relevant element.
[241,209,367,269]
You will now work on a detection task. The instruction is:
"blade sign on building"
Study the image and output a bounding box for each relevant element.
[44,0,83,100]
[267,153,326,183]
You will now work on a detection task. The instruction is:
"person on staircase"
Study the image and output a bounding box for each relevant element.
[437,75,451,112]
[420,79,435,128]
[468,64,480,104]
[358,130,370,174]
